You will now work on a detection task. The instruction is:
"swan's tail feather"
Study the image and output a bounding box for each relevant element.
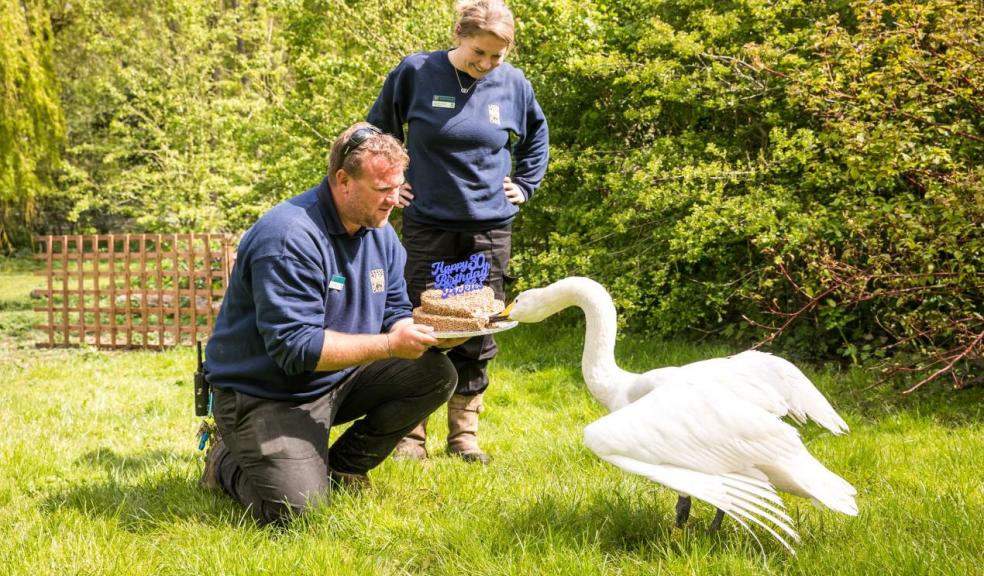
[721,474,783,506]
[697,486,800,554]
[681,471,800,551]
[781,453,858,516]
[726,485,794,527]
[725,507,799,555]
[597,454,803,553]
[721,473,784,506]
[720,475,800,544]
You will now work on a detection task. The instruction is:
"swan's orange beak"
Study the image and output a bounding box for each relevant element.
[488,301,515,323]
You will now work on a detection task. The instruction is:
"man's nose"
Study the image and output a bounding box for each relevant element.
[385,187,401,204]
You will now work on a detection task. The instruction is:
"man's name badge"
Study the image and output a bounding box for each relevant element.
[329,274,346,291]
[432,95,456,109]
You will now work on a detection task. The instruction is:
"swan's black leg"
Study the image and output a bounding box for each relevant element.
[674,496,692,528]
[707,508,725,533]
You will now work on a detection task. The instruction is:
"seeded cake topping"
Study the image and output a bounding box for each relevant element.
[413,287,505,332]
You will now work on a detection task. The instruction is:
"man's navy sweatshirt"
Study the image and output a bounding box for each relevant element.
[368,50,549,232]
[204,179,412,401]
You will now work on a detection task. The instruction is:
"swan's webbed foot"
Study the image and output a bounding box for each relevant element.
[707,508,725,533]
[674,495,692,528]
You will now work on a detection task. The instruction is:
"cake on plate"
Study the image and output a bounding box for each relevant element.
[412,287,505,332]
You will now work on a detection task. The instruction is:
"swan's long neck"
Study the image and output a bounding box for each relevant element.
[558,279,632,411]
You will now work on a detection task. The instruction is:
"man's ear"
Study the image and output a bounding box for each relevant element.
[335,169,349,189]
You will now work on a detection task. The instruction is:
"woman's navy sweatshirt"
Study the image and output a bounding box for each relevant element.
[368,50,549,232]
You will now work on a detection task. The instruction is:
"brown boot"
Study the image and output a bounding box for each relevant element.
[200,436,226,492]
[446,393,490,465]
[391,418,428,461]
[329,468,372,492]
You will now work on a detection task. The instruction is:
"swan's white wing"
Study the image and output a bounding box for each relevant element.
[727,351,849,434]
[583,383,807,550]
[636,352,849,434]
[587,380,805,473]
[634,361,791,422]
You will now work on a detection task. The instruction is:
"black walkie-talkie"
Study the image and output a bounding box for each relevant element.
[194,340,210,416]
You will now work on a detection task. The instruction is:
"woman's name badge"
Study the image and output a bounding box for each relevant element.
[432,95,456,109]
[329,274,346,291]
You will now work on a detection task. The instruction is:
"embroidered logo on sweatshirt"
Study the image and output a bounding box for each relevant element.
[432,95,456,109]
[488,104,500,125]
[369,269,386,293]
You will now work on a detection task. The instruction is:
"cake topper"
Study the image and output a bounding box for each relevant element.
[431,253,491,298]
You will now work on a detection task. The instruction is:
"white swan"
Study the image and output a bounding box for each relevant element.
[498,276,858,552]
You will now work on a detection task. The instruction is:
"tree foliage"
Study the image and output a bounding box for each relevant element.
[512,0,982,388]
[45,0,296,235]
[1,0,980,388]
[0,0,63,250]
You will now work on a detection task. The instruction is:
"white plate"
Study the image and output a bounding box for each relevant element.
[431,321,519,339]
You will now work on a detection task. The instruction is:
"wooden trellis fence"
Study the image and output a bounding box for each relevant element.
[33,233,238,349]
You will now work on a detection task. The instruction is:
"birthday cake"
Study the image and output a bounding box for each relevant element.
[412,287,505,332]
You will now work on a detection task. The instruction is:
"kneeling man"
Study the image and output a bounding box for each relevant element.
[202,122,458,525]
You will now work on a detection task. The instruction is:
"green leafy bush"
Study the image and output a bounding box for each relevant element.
[2,0,980,388]
[513,0,982,388]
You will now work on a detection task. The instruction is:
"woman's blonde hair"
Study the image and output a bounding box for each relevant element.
[454,0,515,47]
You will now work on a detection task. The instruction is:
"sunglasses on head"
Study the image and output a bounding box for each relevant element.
[341,125,383,160]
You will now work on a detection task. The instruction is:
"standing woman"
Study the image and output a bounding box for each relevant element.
[368,0,549,464]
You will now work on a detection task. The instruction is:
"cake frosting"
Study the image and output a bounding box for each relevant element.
[412,287,505,332]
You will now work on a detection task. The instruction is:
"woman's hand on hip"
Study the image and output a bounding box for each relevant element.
[503,176,525,204]
[398,182,414,208]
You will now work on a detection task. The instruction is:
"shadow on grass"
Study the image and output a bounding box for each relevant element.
[41,447,249,532]
[500,487,798,562]
[514,490,671,549]
[502,487,765,557]
[74,446,182,474]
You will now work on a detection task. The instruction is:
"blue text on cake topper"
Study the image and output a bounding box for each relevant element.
[431,254,490,298]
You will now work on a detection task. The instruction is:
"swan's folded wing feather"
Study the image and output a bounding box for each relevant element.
[598,454,800,552]
[639,359,791,423]
[639,351,850,435]
[584,381,805,475]
[728,351,849,434]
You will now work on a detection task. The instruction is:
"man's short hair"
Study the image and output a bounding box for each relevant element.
[328,122,408,185]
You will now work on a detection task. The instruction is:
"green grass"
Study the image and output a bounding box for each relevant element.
[0,257,45,353]
[0,256,43,302]
[1,257,982,575]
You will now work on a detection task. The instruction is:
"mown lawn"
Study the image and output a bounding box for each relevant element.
[0,257,981,575]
